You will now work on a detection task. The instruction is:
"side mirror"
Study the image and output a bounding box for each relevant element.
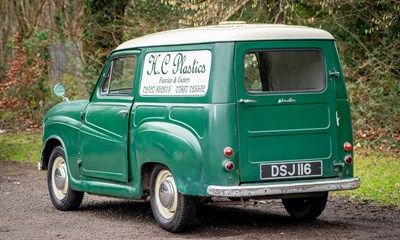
[54,83,69,102]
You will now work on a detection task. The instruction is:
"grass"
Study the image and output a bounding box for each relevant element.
[0,131,42,162]
[0,131,399,208]
[333,152,400,208]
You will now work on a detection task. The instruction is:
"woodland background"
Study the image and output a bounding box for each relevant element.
[0,0,399,154]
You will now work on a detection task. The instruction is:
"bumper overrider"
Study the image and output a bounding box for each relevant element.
[207,178,360,197]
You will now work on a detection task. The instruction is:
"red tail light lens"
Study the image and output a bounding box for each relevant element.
[344,142,353,152]
[344,155,353,164]
[225,161,234,171]
[224,147,233,157]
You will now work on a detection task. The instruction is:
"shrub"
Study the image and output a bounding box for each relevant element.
[0,33,50,129]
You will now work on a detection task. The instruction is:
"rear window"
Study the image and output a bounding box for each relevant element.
[244,50,325,93]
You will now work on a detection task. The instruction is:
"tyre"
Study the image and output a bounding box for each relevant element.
[47,146,84,211]
[150,165,197,232]
[282,192,328,220]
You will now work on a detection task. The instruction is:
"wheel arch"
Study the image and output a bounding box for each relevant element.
[141,162,157,196]
[40,137,65,170]
[135,122,207,196]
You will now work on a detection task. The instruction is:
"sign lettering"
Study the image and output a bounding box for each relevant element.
[140,50,211,96]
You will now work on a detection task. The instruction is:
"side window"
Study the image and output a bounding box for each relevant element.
[101,56,137,95]
[244,50,325,93]
[244,53,262,91]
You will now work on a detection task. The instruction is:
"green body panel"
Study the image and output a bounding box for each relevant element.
[41,38,354,199]
[42,100,87,187]
[332,40,354,177]
[335,99,354,176]
[130,103,239,196]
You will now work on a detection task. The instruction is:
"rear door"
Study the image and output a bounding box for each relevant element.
[235,41,339,183]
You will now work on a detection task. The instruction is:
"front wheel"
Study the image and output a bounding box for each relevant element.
[282,192,328,220]
[47,146,84,211]
[150,165,197,232]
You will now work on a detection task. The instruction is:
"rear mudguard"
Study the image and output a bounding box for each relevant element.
[134,122,206,196]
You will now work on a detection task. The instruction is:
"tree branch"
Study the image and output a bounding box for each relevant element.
[221,0,251,22]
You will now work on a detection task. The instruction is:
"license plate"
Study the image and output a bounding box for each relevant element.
[260,161,322,180]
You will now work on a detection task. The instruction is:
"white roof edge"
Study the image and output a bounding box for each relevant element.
[116,24,334,50]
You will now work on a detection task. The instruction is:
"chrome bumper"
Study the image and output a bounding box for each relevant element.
[207,178,360,197]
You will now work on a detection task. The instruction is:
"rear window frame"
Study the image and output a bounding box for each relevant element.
[242,48,327,95]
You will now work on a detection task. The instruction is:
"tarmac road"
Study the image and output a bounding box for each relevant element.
[0,161,399,240]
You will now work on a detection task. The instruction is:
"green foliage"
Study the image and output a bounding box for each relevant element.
[59,73,89,100]
[348,78,400,134]
[22,29,51,56]
[84,53,103,94]
[314,0,400,143]
[333,152,400,208]
[83,0,181,92]
[162,0,313,26]
[83,0,130,92]
[123,0,181,39]
[0,132,41,162]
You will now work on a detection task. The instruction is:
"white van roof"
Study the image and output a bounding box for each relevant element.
[116,24,334,50]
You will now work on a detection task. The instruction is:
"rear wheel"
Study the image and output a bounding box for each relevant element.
[150,165,197,232]
[47,146,84,211]
[282,192,328,220]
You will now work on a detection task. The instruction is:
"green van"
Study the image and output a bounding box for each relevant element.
[40,23,360,232]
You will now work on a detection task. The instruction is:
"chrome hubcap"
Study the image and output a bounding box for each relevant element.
[159,180,174,208]
[155,169,178,219]
[54,165,66,190]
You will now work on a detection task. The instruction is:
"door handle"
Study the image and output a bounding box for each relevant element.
[117,110,129,116]
[239,99,257,104]
[80,112,86,121]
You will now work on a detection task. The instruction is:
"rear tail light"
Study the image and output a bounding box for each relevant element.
[344,142,352,152]
[224,147,233,157]
[225,161,234,171]
[344,155,353,164]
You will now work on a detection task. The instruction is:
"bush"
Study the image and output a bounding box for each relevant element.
[0,33,50,130]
